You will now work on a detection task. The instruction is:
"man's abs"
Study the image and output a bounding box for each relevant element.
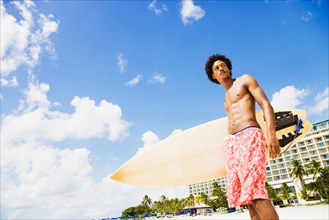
[224,76,260,134]
[228,119,260,135]
[226,97,260,135]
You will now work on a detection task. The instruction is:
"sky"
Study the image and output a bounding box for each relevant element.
[1,0,328,219]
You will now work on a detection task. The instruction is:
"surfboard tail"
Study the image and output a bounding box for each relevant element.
[265,109,312,159]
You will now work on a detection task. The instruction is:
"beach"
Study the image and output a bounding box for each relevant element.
[160,204,329,220]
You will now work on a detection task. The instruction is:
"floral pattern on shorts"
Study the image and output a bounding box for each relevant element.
[225,127,268,208]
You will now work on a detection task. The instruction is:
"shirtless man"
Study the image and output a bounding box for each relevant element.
[205,54,280,220]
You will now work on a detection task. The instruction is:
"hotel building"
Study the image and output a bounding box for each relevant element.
[185,119,329,197]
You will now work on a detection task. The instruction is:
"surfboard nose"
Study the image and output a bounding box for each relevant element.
[110,170,123,182]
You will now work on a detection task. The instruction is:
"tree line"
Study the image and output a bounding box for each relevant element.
[267,159,329,204]
[121,159,329,217]
[121,182,228,217]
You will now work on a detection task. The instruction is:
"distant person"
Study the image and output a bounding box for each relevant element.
[204,54,280,220]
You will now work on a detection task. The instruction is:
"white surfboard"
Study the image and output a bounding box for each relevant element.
[111,109,312,186]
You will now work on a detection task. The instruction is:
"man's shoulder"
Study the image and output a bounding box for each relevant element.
[236,74,260,89]
[237,74,255,82]
[241,73,254,79]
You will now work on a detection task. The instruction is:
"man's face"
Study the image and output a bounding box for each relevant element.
[211,60,231,82]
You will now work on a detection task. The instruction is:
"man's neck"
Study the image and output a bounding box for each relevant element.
[221,77,235,91]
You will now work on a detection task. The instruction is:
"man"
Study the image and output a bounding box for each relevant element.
[205,54,280,220]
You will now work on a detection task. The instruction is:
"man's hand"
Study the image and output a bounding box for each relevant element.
[266,133,281,159]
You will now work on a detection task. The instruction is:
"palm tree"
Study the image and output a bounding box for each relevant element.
[194,195,202,207]
[139,195,152,215]
[159,195,168,202]
[306,160,322,180]
[290,159,308,204]
[141,195,152,207]
[154,195,169,214]
[152,201,163,214]
[315,166,329,202]
[290,159,307,188]
[306,160,327,201]
[265,182,280,204]
[280,182,294,204]
[200,192,209,205]
[170,198,184,215]
[184,194,195,208]
[210,182,228,210]
[299,188,310,201]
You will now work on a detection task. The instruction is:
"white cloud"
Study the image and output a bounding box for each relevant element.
[180,0,205,25]
[117,53,127,73]
[125,74,142,86]
[0,78,136,219]
[136,130,160,155]
[0,76,185,219]
[1,139,184,218]
[0,76,18,88]
[301,11,313,22]
[270,85,309,109]
[148,73,166,84]
[170,129,183,137]
[148,0,168,15]
[1,143,93,216]
[308,87,329,114]
[0,0,58,77]
[1,118,183,218]
[135,129,183,155]
[0,2,184,219]
[142,130,160,147]
[2,79,131,143]
[22,75,51,111]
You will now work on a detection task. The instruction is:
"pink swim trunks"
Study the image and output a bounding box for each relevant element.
[225,127,268,207]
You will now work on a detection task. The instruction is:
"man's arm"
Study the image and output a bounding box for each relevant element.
[243,74,280,159]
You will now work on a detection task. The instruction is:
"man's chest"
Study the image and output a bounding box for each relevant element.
[225,84,249,104]
[224,84,250,109]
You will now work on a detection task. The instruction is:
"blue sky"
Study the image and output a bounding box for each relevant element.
[1,0,328,219]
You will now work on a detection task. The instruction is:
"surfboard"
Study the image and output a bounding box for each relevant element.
[111,109,312,186]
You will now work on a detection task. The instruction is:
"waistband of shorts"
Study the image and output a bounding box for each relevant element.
[231,126,261,135]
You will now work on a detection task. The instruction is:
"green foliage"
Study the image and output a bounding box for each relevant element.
[290,159,308,188]
[184,194,194,208]
[200,192,209,204]
[120,164,329,217]
[306,160,321,180]
[121,207,138,217]
[121,195,153,217]
[299,188,310,201]
[265,182,281,203]
[205,182,228,211]
[120,183,229,217]
[303,162,329,202]
[280,182,296,203]
[279,204,293,208]
[314,166,329,201]
[141,195,152,207]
